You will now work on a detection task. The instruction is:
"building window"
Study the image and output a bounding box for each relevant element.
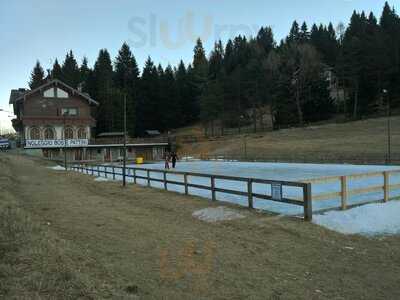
[30,127,40,139]
[64,127,74,139]
[43,127,55,140]
[61,108,78,116]
[43,87,69,98]
[43,88,55,98]
[57,88,69,98]
[77,127,87,139]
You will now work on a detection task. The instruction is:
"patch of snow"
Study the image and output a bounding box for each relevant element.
[94,177,112,182]
[48,165,65,171]
[313,201,400,236]
[72,161,400,216]
[192,206,246,223]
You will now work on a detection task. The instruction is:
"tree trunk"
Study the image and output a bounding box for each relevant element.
[343,80,347,117]
[353,79,359,119]
[269,102,275,130]
[253,102,257,133]
[295,83,304,126]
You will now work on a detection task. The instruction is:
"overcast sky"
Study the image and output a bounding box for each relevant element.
[0,0,393,131]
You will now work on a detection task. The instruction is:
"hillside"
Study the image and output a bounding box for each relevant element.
[176,116,400,164]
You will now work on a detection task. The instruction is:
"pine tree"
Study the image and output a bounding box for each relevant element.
[51,59,63,80]
[29,61,46,89]
[380,1,400,104]
[200,78,224,136]
[208,40,224,79]
[79,57,91,85]
[92,49,114,133]
[299,22,310,43]
[287,21,300,43]
[114,43,140,89]
[114,43,140,136]
[257,26,275,55]
[224,39,235,73]
[175,60,196,126]
[191,38,208,120]
[136,57,160,135]
[160,64,179,130]
[61,50,80,87]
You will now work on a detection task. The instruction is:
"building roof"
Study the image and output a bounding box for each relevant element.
[9,88,28,104]
[97,132,125,137]
[12,79,99,106]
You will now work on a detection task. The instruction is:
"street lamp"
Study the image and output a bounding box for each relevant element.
[122,93,127,187]
[383,89,391,164]
[63,111,69,170]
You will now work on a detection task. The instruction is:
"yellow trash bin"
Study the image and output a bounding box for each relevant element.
[136,157,144,164]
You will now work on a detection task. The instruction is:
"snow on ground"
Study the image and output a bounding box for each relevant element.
[192,206,246,223]
[48,165,65,171]
[94,177,113,182]
[121,161,400,215]
[314,201,400,236]
[71,161,400,234]
[75,161,400,215]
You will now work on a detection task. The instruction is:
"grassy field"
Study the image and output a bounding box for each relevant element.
[177,116,400,164]
[1,153,400,299]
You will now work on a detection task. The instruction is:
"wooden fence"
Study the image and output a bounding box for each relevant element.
[302,169,400,211]
[199,153,400,165]
[70,164,313,221]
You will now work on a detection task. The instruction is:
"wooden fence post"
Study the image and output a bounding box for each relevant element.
[147,170,151,187]
[112,166,116,180]
[211,176,216,201]
[384,171,390,202]
[97,165,100,176]
[163,171,167,190]
[341,176,348,210]
[248,179,253,209]
[133,169,137,184]
[104,167,108,178]
[303,183,312,221]
[184,173,189,195]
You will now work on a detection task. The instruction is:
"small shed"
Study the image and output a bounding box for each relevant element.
[96,132,125,144]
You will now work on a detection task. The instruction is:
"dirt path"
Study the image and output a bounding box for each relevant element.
[1,153,400,299]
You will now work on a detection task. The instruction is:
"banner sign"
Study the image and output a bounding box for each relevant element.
[25,139,89,148]
[271,183,283,201]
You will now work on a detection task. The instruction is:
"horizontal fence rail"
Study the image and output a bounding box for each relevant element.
[200,154,400,165]
[69,163,313,221]
[302,169,400,211]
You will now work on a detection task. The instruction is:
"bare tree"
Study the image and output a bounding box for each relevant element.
[290,44,321,126]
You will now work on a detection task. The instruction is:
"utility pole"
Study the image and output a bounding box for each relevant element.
[243,135,247,160]
[63,111,69,170]
[122,93,127,187]
[387,91,391,164]
[382,89,391,164]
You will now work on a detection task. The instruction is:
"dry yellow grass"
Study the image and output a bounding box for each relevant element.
[178,116,400,163]
[1,153,400,299]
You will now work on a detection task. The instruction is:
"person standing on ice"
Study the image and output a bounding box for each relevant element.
[171,152,178,169]
[164,152,170,169]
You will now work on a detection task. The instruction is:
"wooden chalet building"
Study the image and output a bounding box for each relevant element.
[10,79,168,162]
